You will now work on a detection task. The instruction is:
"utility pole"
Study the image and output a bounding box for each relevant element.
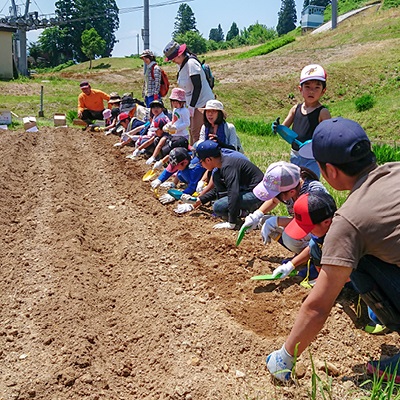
[143,0,149,50]
[10,0,29,76]
[332,0,338,29]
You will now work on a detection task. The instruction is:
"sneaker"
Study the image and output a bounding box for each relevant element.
[366,354,400,383]
[364,323,389,335]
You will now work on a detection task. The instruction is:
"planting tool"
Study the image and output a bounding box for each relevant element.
[236,225,249,246]
[142,169,158,182]
[167,189,196,202]
[275,125,314,158]
[250,270,298,280]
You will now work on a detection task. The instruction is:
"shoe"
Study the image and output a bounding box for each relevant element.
[364,324,389,335]
[366,354,400,383]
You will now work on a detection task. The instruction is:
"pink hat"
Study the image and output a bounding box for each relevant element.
[163,41,187,61]
[103,109,112,119]
[169,88,186,102]
[253,161,300,201]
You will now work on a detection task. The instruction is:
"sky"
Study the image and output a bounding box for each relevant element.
[16,0,305,57]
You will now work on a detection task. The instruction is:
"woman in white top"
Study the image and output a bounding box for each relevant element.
[163,41,214,145]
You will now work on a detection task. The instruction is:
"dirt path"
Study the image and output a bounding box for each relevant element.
[0,127,398,400]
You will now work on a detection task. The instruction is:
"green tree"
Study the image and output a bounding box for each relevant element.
[37,26,69,67]
[173,3,198,38]
[277,0,297,35]
[81,28,106,69]
[175,31,207,54]
[241,23,276,45]
[226,22,239,41]
[51,0,119,62]
[209,24,224,42]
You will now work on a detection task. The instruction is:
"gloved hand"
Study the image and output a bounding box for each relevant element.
[243,210,264,231]
[162,122,172,133]
[146,156,155,165]
[261,216,282,244]
[113,142,123,147]
[174,203,194,214]
[213,222,236,230]
[271,261,295,279]
[153,160,164,170]
[272,117,280,133]
[150,179,162,189]
[266,344,294,382]
[131,148,140,158]
[160,181,176,189]
[180,194,196,203]
[159,193,175,205]
[188,106,195,118]
[196,180,206,194]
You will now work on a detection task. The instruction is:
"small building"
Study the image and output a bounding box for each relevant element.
[301,5,325,33]
[0,23,17,79]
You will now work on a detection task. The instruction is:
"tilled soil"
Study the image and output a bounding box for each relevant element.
[0,127,399,400]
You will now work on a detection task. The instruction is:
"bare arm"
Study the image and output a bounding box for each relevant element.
[285,264,352,356]
[282,105,297,128]
[319,107,331,122]
[258,198,280,214]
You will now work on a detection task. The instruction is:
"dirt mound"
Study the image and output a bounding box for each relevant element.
[0,127,398,399]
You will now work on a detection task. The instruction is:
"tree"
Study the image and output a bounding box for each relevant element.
[175,31,207,55]
[241,23,276,45]
[81,28,106,69]
[49,0,119,62]
[277,0,297,36]
[37,26,70,67]
[173,3,198,38]
[209,24,224,42]
[226,22,239,41]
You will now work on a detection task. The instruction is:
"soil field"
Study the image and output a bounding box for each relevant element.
[0,127,399,400]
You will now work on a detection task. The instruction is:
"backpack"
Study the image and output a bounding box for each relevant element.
[151,65,170,97]
[201,60,215,89]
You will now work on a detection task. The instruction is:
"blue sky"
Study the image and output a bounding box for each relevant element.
[22,0,305,57]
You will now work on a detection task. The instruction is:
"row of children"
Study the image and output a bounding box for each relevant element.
[91,57,400,385]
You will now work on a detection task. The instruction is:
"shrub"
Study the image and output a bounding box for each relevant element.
[355,94,375,112]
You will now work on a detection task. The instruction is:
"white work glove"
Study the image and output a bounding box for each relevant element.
[150,179,162,189]
[146,156,155,165]
[159,193,175,205]
[213,222,236,230]
[162,122,172,133]
[113,142,123,147]
[188,106,195,118]
[196,180,206,194]
[180,194,196,203]
[266,344,294,382]
[174,203,194,214]
[243,209,264,232]
[153,160,164,170]
[261,216,282,244]
[160,181,176,189]
[271,261,295,279]
[131,148,140,158]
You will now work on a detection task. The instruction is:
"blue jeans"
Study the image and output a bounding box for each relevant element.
[350,255,400,331]
[290,150,320,178]
[145,94,161,108]
[213,192,263,221]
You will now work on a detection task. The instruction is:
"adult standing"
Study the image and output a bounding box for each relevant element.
[140,49,161,107]
[163,41,215,145]
[77,81,110,128]
[266,117,400,384]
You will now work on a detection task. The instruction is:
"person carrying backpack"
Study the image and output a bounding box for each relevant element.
[140,49,162,107]
[163,41,215,145]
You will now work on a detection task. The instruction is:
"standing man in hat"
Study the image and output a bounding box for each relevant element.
[266,117,400,384]
[77,81,110,128]
[140,49,161,107]
[163,41,214,145]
